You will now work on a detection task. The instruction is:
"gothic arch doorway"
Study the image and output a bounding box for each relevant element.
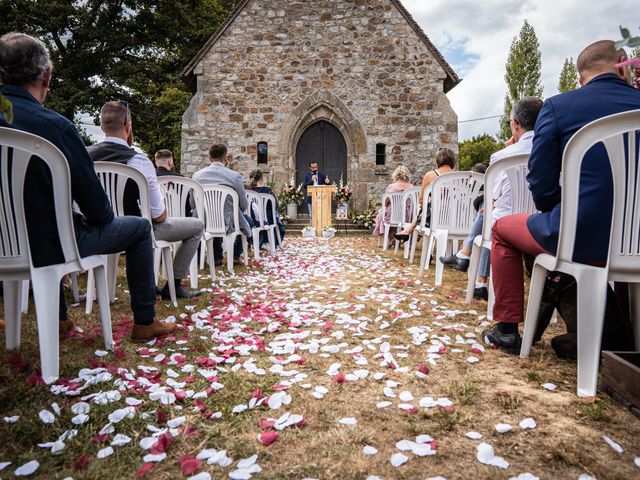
[295,120,347,188]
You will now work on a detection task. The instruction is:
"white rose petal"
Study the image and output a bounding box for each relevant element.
[362,445,378,455]
[541,383,557,391]
[4,416,20,423]
[237,455,258,469]
[97,446,114,459]
[38,410,55,424]
[111,434,132,446]
[466,431,483,440]
[187,473,212,480]
[167,416,186,428]
[603,435,624,453]
[398,391,414,402]
[143,453,167,463]
[14,460,39,476]
[476,443,509,469]
[390,453,408,467]
[338,417,357,425]
[495,423,512,433]
[95,350,109,357]
[519,418,536,430]
[509,474,539,480]
[0,461,11,471]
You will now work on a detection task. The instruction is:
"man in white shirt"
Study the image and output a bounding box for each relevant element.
[439,96,543,300]
[88,101,204,299]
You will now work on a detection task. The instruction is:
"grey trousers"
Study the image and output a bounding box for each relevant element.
[153,217,204,279]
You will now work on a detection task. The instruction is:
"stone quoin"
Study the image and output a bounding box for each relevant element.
[181,0,459,209]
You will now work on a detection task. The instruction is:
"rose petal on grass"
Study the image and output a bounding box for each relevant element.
[237,455,258,469]
[541,383,557,391]
[466,431,483,440]
[495,423,512,433]
[602,435,624,453]
[97,447,114,459]
[143,453,167,463]
[73,454,92,471]
[38,410,55,424]
[635,457,640,468]
[187,473,211,480]
[258,430,278,446]
[476,443,509,469]
[14,460,39,476]
[390,453,408,467]
[399,391,414,402]
[338,417,357,425]
[519,418,536,430]
[509,474,539,480]
[111,434,132,446]
[362,445,378,455]
[179,455,202,475]
[0,461,11,471]
[376,401,392,409]
[135,463,154,478]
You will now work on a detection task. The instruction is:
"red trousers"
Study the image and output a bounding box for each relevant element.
[491,214,548,324]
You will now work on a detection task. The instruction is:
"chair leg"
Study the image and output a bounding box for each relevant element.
[85,270,95,314]
[242,236,249,266]
[403,234,411,259]
[70,272,80,304]
[31,270,62,384]
[409,232,419,264]
[153,249,162,286]
[107,253,119,302]
[434,231,448,287]
[275,227,282,249]
[520,262,549,358]
[93,264,114,350]
[252,229,261,260]
[21,279,29,314]
[206,238,216,281]
[465,241,481,304]
[189,255,199,290]
[383,225,390,250]
[268,228,276,254]
[225,236,234,273]
[630,283,640,351]
[162,247,177,307]
[419,234,432,277]
[486,278,495,320]
[4,280,22,350]
[575,270,608,398]
[199,238,206,270]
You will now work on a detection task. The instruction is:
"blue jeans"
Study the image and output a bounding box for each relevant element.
[213,214,255,260]
[463,209,491,279]
[69,215,156,325]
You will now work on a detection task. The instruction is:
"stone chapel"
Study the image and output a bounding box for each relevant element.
[180,0,460,208]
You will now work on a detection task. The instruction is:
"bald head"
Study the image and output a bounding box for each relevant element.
[577,40,628,85]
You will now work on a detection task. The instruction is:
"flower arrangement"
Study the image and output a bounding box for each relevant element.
[349,195,378,230]
[279,183,305,205]
[322,226,336,233]
[302,226,315,238]
[322,226,336,238]
[333,175,352,205]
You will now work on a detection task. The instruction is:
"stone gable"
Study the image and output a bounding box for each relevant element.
[182,0,458,208]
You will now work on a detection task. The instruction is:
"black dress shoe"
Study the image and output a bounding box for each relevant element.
[393,233,410,242]
[473,286,488,301]
[439,254,470,272]
[482,324,521,354]
[160,281,202,300]
[550,333,577,361]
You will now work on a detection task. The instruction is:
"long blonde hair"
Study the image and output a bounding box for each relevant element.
[392,165,411,183]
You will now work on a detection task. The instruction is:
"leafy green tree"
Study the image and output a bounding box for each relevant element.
[1,0,236,169]
[499,20,543,140]
[458,134,503,171]
[558,57,578,93]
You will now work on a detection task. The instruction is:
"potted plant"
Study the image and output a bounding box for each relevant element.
[280,183,305,219]
[333,175,352,219]
[302,226,315,238]
[322,226,336,238]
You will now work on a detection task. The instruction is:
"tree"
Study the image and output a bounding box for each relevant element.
[1,0,236,169]
[458,134,503,171]
[558,57,578,93]
[499,20,543,140]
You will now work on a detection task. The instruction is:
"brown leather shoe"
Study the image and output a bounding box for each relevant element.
[131,319,177,344]
[59,319,74,336]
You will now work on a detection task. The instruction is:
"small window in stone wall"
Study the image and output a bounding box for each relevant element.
[257,141,268,164]
[376,143,386,166]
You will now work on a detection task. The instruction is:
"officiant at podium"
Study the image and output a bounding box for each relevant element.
[303,161,330,222]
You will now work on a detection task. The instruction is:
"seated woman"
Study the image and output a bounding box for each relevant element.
[394,147,457,242]
[373,165,414,239]
[248,169,285,247]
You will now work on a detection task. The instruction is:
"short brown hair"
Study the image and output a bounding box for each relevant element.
[209,144,227,161]
[435,147,457,169]
[0,32,51,86]
[100,101,129,134]
[577,40,626,75]
[155,149,173,162]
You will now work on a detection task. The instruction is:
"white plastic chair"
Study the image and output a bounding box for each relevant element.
[202,185,249,273]
[520,109,640,398]
[91,162,177,307]
[158,176,204,288]
[418,172,484,286]
[380,191,405,250]
[394,187,420,258]
[246,190,275,259]
[465,154,533,317]
[261,193,283,249]
[0,127,112,384]
[409,185,431,265]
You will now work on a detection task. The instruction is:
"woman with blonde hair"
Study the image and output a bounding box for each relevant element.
[373,165,414,237]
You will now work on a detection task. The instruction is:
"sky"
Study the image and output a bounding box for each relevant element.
[401,0,640,140]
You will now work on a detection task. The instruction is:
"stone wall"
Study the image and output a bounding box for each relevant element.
[182,0,458,209]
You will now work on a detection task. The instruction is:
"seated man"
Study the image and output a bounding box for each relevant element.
[440,97,543,300]
[485,40,640,352]
[155,149,194,218]
[0,32,173,342]
[192,144,253,264]
[88,102,203,299]
[248,169,285,248]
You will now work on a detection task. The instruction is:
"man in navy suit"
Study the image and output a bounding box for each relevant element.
[303,161,330,222]
[484,40,640,352]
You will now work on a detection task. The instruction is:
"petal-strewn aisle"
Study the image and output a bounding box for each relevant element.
[1,237,639,479]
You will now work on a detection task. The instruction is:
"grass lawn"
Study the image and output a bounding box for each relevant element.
[1,236,639,479]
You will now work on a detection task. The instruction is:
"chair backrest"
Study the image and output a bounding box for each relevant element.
[202,184,240,235]
[0,127,82,274]
[259,192,278,225]
[556,109,640,278]
[480,153,531,248]
[429,171,484,236]
[246,190,265,227]
[381,191,405,226]
[400,187,421,225]
[158,175,203,220]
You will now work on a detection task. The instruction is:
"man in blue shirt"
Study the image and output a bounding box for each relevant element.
[485,40,640,352]
[0,32,175,343]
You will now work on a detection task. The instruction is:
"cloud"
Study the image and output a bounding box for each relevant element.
[401,0,640,139]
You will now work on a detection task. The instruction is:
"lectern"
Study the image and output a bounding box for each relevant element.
[307,185,336,236]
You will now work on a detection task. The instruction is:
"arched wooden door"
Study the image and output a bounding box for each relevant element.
[295,120,347,189]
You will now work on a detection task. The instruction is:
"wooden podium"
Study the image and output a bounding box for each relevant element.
[308,185,336,236]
